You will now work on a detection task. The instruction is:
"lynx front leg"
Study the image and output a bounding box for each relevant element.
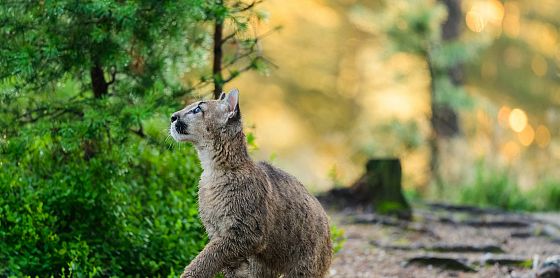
[181,236,256,278]
[181,239,240,278]
[223,258,279,278]
[222,259,250,278]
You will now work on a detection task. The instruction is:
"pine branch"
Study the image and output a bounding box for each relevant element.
[232,0,263,13]
[221,32,237,44]
[19,106,84,124]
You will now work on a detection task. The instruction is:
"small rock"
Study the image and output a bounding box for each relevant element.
[537,255,560,278]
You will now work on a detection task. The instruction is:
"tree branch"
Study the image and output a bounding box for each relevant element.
[221,32,237,44]
[19,107,84,124]
[106,66,117,85]
[232,0,263,13]
[129,127,146,138]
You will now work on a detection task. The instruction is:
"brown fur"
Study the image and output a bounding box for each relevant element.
[170,89,332,278]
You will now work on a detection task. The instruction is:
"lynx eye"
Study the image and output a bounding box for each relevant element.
[193,106,202,114]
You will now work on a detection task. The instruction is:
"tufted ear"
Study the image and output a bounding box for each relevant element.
[223,88,240,120]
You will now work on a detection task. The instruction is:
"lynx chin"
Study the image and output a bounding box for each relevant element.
[170,88,332,278]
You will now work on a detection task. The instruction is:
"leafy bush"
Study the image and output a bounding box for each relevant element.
[0,0,269,276]
[0,116,206,277]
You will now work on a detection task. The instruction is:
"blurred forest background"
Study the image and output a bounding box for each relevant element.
[0,0,559,277]
[229,0,560,208]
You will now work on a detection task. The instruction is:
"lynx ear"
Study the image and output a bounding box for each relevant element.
[224,88,240,120]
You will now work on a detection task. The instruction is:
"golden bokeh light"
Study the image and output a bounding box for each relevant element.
[518,124,535,146]
[466,11,485,33]
[503,2,520,37]
[535,125,551,148]
[476,109,491,130]
[233,0,558,189]
[486,0,505,23]
[466,0,505,33]
[497,105,511,127]
[521,22,559,58]
[538,25,558,56]
[502,140,520,160]
[509,108,528,132]
[531,55,548,77]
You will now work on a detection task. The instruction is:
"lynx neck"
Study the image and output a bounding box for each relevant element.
[195,131,252,173]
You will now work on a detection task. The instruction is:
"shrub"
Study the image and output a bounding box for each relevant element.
[0,118,206,277]
[0,0,268,276]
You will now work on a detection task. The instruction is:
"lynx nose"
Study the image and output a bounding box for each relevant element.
[171,115,178,123]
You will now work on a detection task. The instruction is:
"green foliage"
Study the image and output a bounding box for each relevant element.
[362,119,423,157]
[383,0,446,55]
[330,224,346,254]
[327,165,345,189]
[0,117,206,276]
[458,163,533,211]
[377,0,484,110]
[529,181,560,211]
[456,162,560,211]
[0,0,207,95]
[403,188,422,203]
[360,0,489,111]
[245,124,259,153]
[0,0,269,276]
[376,201,409,215]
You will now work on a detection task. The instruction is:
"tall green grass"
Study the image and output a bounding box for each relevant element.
[455,162,560,211]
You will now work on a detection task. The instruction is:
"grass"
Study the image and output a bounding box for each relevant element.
[451,162,560,212]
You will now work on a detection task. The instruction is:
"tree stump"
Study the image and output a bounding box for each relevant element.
[319,159,411,219]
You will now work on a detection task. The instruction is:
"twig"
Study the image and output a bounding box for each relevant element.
[106,66,117,85]
[232,0,263,13]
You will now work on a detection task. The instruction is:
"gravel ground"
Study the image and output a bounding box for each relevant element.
[327,210,560,278]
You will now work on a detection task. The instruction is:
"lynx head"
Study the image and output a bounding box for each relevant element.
[170,88,242,145]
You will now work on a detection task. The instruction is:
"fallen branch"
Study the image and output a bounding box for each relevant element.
[427,203,507,215]
[479,254,533,268]
[372,241,504,253]
[404,254,535,273]
[421,213,532,228]
[351,213,439,239]
[404,256,477,272]
[510,224,560,243]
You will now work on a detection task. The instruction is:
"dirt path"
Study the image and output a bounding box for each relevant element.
[327,206,560,278]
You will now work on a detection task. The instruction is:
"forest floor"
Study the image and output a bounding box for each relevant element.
[327,204,560,278]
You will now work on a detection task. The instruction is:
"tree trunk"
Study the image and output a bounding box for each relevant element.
[319,159,411,220]
[212,2,224,100]
[90,61,109,99]
[432,0,462,137]
[429,0,463,190]
[87,60,109,160]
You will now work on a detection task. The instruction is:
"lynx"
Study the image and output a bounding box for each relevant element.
[170,89,332,278]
